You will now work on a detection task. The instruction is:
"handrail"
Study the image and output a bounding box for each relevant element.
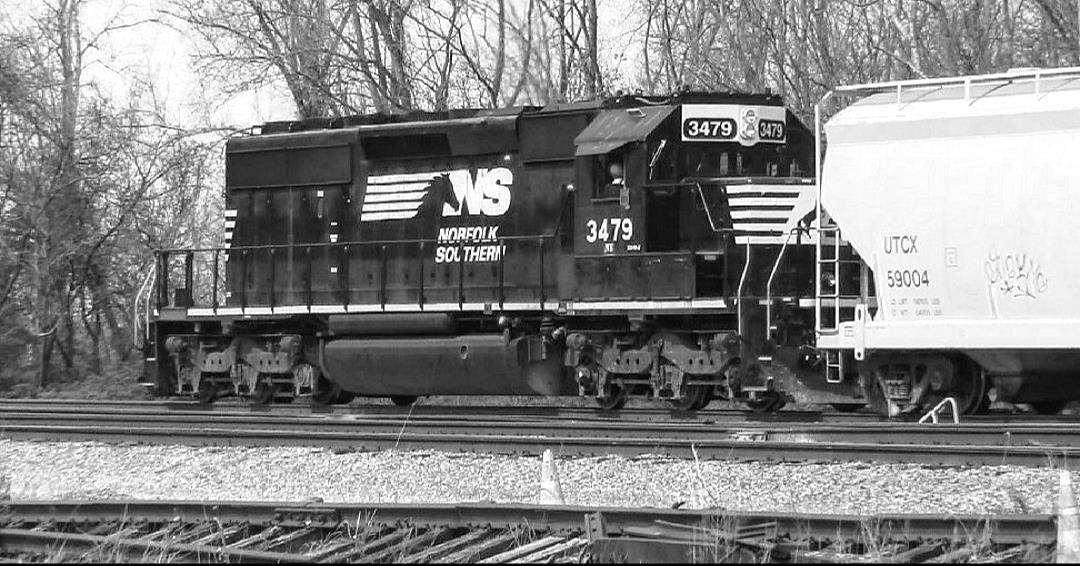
[154,233,561,256]
[132,264,156,348]
[680,175,815,186]
[763,228,799,341]
[919,397,960,424]
[151,191,582,314]
[833,66,1080,96]
[694,183,728,233]
[735,241,752,337]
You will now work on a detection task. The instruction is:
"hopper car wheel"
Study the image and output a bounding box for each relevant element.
[744,391,785,413]
[250,381,276,405]
[595,384,629,411]
[665,386,711,412]
[1031,401,1066,415]
[864,358,988,417]
[390,395,418,407]
[950,359,989,415]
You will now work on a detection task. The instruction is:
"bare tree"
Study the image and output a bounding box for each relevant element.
[171,0,423,116]
[636,0,1080,122]
[0,3,222,390]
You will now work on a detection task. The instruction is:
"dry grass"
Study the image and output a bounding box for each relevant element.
[1,361,149,401]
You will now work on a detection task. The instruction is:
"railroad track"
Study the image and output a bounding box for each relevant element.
[1,398,878,423]
[2,395,1071,421]
[4,404,1080,466]
[0,500,1057,563]
[2,397,1071,423]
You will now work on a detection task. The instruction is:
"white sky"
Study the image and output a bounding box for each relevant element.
[3,0,642,128]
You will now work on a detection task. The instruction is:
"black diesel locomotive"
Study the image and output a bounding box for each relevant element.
[142,91,831,410]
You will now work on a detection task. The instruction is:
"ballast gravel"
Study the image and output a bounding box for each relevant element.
[0,439,1065,515]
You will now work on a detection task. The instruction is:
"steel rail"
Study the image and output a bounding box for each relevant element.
[4,419,1080,467]
[0,398,894,425]
[6,408,1080,448]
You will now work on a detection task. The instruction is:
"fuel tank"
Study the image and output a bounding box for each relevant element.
[328,313,456,335]
[322,333,574,396]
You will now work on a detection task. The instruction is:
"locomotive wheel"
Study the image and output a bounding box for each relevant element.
[197,384,219,404]
[744,391,784,413]
[249,381,276,405]
[390,395,418,407]
[666,385,710,412]
[1031,401,1066,415]
[595,384,629,411]
[311,376,342,407]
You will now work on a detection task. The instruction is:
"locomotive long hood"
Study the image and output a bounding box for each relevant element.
[821,75,1080,323]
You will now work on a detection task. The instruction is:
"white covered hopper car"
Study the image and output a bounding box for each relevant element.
[813,67,1080,416]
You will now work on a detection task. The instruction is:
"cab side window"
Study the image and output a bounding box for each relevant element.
[594,153,625,200]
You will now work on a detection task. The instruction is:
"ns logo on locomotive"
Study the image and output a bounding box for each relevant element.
[142,67,1080,417]
[360,167,514,264]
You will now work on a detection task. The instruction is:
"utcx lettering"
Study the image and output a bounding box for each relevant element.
[884,235,918,254]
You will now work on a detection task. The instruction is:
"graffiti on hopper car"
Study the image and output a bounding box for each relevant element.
[984,247,1048,299]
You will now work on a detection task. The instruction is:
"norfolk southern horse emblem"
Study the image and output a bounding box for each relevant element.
[360,168,513,222]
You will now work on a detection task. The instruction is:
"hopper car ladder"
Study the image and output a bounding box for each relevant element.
[814,223,865,384]
[813,218,871,384]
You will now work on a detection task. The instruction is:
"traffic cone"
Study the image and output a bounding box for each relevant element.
[538,449,565,505]
[1058,470,1080,563]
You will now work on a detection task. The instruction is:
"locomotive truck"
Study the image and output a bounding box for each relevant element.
[135,66,1080,416]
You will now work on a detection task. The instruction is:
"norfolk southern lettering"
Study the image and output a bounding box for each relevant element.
[435,225,507,263]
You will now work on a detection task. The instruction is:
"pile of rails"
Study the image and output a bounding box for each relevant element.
[0,501,1057,563]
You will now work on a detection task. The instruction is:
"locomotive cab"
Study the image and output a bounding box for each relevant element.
[569,94,816,305]
[561,93,820,410]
